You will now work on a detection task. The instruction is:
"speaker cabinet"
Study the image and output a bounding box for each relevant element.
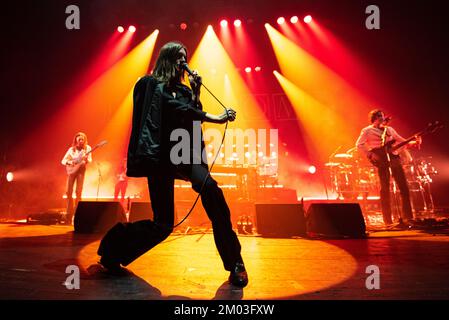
[129,202,153,222]
[306,203,366,238]
[74,201,126,234]
[255,203,306,237]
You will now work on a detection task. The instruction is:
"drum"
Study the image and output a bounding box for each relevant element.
[355,165,379,196]
[327,165,358,199]
[403,164,419,184]
[415,157,437,183]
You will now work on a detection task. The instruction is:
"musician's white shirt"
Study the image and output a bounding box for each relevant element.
[61,145,92,166]
[356,125,406,156]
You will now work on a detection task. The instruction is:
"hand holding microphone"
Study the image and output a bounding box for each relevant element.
[180,62,237,124]
[180,62,202,97]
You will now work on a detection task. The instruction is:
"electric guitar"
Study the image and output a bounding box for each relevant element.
[65,140,108,175]
[368,121,443,167]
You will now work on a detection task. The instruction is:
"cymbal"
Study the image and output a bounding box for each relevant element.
[325,162,341,167]
[334,153,353,159]
[346,147,357,154]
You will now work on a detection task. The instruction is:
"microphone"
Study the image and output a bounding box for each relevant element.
[179,62,200,80]
[384,116,392,123]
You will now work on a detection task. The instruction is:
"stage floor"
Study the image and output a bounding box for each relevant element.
[1,223,449,300]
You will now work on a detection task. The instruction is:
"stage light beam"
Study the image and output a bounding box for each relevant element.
[234,19,242,27]
[220,19,228,27]
[290,16,299,24]
[277,17,285,25]
[117,26,124,33]
[128,25,136,33]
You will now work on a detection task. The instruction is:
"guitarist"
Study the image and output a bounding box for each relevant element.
[61,132,92,224]
[356,110,419,226]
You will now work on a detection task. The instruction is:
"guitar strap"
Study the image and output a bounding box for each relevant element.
[381,126,388,147]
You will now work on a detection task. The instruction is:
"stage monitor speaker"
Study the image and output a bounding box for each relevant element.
[74,201,126,234]
[129,202,153,222]
[256,188,298,203]
[255,203,306,238]
[306,203,366,238]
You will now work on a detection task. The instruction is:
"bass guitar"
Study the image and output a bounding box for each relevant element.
[369,121,442,167]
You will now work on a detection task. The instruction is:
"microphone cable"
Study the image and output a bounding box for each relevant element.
[164,65,232,230]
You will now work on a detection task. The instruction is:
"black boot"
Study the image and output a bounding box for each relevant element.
[228,262,248,288]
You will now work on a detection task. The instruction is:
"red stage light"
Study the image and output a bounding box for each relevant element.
[117,26,124,33]
[290,16,299,24]
[234,19,242,27]
[277,17,285,25]
[255,66,261,72]
[220,19,228,27]
[6,172,14,182]
[128,25,136,33]
[180,23,187,30]
[308,165,317,174]
[245,67,252,73]
[304,15,312,24]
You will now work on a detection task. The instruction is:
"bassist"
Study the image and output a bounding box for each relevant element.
[356,110,418,226]
[61,132,92,224]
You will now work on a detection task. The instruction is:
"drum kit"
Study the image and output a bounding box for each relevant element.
[325,149,437,213]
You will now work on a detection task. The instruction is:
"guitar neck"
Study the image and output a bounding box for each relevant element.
[391,136,418,152]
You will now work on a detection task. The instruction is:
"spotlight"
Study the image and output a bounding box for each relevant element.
[117,26,124,33]
[244,67,252,73]
[234,19,242,27]
[6,172,14,182]
[304,15,312,24]
[254,66,261,72]
[308,165,317,174]
[128,25,136,33]
[180,22,187,30]
[220,19,228,27]
[277,17,285,25]
[290,16,299,24]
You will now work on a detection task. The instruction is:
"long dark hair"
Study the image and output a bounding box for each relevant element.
[152,41,187,86]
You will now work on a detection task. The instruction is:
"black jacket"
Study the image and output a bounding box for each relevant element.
[127,75,207,177]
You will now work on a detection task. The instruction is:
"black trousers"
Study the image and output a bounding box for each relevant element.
[377,155,413,224]
[98,164,243,271]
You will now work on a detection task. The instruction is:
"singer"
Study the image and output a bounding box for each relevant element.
[97,41,248,287]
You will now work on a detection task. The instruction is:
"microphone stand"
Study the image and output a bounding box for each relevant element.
[96,162,102,202]
[327,146,342,199]
[382,127,400,223]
